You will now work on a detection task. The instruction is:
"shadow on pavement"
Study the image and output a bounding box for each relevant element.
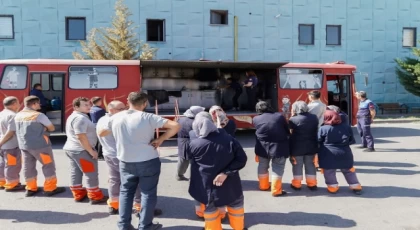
[161,227,202,230]
[0,210,108,224]
[14,186,110,201]
[354,161,417,168]
[157,196,199,221]
[245,211,356,228]
[370,127,420,138]
[355,168,420,176]
[241,180,420,199]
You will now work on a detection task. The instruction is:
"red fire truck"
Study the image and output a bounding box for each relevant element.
[0,59,358,134]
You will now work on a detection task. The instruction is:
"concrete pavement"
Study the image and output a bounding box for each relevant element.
[0,123,420,230]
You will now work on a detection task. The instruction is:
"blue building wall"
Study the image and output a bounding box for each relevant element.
[0,0,420,103]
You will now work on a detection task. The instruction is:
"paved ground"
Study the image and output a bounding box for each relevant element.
[1,123,420,230]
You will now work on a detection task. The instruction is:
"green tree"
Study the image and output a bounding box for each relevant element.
[73,0,157,60]
[395,46,420,97]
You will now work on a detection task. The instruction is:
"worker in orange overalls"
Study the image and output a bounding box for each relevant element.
[14,96,65,197]
[188,112,248,230]
[63,97,107,204]
[0,96,24,191]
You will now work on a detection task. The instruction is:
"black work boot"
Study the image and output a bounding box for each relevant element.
[363,148,375,152]
[308,185,318,191]
[90,195,108,205]
[44,187,66,196]
[290,184,301,191]
[108,207,119,215]
[272,191,287,197]
[176,175,189,181]
[5,183,25,192]
[25,190,39,197]
[353,189,362,195]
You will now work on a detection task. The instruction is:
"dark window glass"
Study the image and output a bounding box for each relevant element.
[210,10,228,25]
[66,17,86,40]
[147,20,165,42]
[326,25,341,45]
[299,24,314,45]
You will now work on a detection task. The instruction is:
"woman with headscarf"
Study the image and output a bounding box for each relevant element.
[326,105,349,126]
[176,106,205,181]
[209,105,237,137]
[288,101,319,191]
[253,101,290,197]
[188,112,248,230]
[318,110,362,195]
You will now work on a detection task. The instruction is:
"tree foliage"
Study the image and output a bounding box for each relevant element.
[395,46,420,97]
[73,0,157,60]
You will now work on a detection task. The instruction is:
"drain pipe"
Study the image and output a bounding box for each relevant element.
[234,16,238,61]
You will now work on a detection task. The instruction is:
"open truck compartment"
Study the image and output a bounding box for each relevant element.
[140,61,283,115]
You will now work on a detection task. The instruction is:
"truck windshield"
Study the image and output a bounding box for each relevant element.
[279,68,323,89]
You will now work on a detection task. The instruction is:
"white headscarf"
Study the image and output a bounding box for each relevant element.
[184,106,205,118]
[209,105,229,128]
[193,112,219,138]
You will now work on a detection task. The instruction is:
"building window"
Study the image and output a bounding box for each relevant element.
[69,66,118,89]
[147,19,165,42]
[66,17,86,40]
[210,10,228,25]
[403,27,417,47]
[0,15,14,39]
[0,66,28,89]
[326,25,341,45]
[299,24,314,45]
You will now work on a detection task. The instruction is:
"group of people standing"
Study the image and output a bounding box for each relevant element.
[0,88,377,230]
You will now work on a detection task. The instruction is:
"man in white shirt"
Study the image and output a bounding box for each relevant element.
[307,90,326,169]
[0,96,24,191]
[308,90,327,128]
[97,100,162,216]
[101,92,180,230]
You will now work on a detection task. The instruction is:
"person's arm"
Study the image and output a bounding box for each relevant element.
[348,126,356,145]
[281,116,290,137]
[243,78,253,87]
[74,118,97,159]
[150,116,181,149]
[0,117,16,147]
[288,118,296,134]
[317,127,325,143]
[214,138,248,186]
[37,114,55,132]
[98,109,106,119]
[369,102,376,122]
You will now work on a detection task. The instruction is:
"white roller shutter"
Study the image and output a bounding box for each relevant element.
[0,16,13,39]
[403,28,416,47]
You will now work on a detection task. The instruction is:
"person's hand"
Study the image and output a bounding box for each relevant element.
[213,173,228,187]
[150,138,164,149]
[89,150,98,160]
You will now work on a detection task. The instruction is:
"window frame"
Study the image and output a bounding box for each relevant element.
[0,15,15,40]
[30,73,51,91]
[326,25,341,46]
[402,27,417,48]
[279,68,324,89]
[67,65,119,90]
[65,17,87,41]
[146,19,166,42]
[298,24,315,45]
[210,10,229,25]
[52,75,63,91]
[0,65,28,90]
